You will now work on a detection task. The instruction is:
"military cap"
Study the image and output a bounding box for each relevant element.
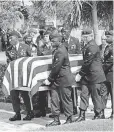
[82,29,92,35]
[44,29,51,35]
[50,32,62,41]
[49,27,56,32]
[38,29,45,35]
[50,30,61,38]
[9,30,22,38]
[61,27,65,33]
[105,30,113,36]
[29,28,37,34]
[39,29,46,32]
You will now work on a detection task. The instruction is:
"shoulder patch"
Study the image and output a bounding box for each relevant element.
[55,57,59,61]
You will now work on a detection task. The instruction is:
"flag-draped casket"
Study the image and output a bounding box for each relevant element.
[2,54,83,97]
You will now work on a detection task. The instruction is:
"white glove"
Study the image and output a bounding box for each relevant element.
[43,79,51,85]
[32,47,36,51]
[75,73,81,82]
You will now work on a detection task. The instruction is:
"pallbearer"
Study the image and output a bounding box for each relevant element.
[75,29,106,122]
[43,32,76,127]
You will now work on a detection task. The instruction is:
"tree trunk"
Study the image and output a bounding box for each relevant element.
[21,0,24,6]
[91,1,99,45]
[53,4,57,28]
[0,2,2,13]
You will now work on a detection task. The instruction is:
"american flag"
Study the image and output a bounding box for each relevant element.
[2,54,83,97]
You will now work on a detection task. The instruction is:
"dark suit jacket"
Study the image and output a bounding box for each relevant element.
[79,39,106,84]
[6,43,31,63]
[48,44,76,88]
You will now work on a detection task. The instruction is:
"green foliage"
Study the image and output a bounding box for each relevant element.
[97,1,113,29]
[81,1,92,27]
[30,0,82,30]
[0,0,113,31]
[68,1,82,28]
[81,1,113,29]
[0,1,23,31]
[0,64,7,98]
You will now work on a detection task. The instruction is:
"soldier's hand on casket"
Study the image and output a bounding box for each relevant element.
[43,79,51,85]
[75,73,81,82]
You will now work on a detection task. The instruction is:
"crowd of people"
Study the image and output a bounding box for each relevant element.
[0,26,113,127]
[0,27,81,57]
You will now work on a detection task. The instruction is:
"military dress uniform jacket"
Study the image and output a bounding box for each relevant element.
[6,43,31,63]
[103,43,113,83]
[68,36,81,54]
[48,44,76,88]
[36,35,45,56]
[79,39,106,84]
[41,42,52,55]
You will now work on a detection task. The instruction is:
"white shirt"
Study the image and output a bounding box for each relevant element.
[16,42,19,51]
[68,37,70,44]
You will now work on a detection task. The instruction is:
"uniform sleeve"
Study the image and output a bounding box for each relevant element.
[75,39,81,54]
[48,51,64,82]
[26,45,31,56]
[5,45,13,61]
[79,45,98,77]
[104,46,112,62]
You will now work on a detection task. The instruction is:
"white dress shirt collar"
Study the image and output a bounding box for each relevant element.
[16,42,19,51]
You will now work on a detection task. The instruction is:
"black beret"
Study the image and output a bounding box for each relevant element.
[49,27,56,32]
[50,32,62,41]
[39,29,46,34]
[9,30,22,38]
[44,30,51,35]
[29,28,37,34]
[105,30,113,36]
[82,29,92,35]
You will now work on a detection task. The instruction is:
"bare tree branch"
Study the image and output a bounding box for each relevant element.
[83,1,93,9]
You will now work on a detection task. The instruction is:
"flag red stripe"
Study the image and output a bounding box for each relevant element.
[2,54,83,97]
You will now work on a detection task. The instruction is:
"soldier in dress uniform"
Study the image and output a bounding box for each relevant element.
[1,29,7,51]
[103,30,113,119]
[61,28,81,54]
[68,36,81,54]
[36,29,45,56]
[6,30,34,121]
[75,29,106,122]
[6,30,31,64]
[61,30,78,115]
[43,32,76,127]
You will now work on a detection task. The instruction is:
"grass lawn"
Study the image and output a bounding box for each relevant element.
[41,119,113,131]
[0,102,113,131]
